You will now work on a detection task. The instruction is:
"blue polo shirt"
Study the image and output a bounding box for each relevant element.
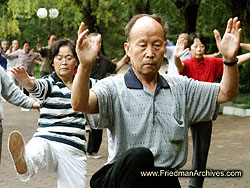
[89,68,219,169]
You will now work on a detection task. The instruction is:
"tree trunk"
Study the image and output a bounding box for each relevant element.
[173,0,201,33]
[183,3,199,33]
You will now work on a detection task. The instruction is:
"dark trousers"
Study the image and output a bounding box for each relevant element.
[87,129,103,154]
[0,122,3,163]
[90,147,181,188]
[189,121,212,188]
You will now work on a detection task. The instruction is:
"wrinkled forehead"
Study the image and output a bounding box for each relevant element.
[129,16,165,41]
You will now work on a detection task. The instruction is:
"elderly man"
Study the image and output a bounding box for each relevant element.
[72,14,241,188]
[37,34,57,77]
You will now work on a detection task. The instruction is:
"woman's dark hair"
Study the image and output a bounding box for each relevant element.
[125,14,168,42]
[22,40,31,47]
[187,32,206,48]
[51,38,78,64]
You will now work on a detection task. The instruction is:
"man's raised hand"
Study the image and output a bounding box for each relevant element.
[213,17,242,62]
[76,22,101,66]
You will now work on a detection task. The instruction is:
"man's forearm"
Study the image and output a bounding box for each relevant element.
[71,64,93,113]
[115,54,127,72]
[217,64,239,104]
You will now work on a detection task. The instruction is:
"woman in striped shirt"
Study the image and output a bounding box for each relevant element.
[8,38,93,188]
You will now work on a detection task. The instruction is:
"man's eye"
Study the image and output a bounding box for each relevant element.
[154,44,161,48]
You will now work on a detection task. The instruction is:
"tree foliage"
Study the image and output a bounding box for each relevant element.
[0,0,250,92]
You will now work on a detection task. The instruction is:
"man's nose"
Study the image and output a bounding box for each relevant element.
[145,46,154,58]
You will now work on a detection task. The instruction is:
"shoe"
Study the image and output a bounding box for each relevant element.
[87,152,102,159]
[85,126,92,133]
[21,108,30,112]
[8,131,28,174]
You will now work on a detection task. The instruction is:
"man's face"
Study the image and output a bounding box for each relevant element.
[48,35,57,48]
[190,38,205,61]
[12,40,19,51]
[1,41,9,51]
[125,16,166,78]
[23,43,30,53]
[177,33,188,48]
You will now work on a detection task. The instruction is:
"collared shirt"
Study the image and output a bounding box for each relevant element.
[180,56,223,82]
[89,68,219,169]
[6,49,41,75]
[28,72,97,153]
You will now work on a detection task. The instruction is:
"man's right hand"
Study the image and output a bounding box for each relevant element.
[76,22,101,67]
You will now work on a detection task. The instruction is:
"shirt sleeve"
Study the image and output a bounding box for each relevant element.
[5,50,19,59]
[89,77,115,129]
[184,77,220,124]
[0,67,34,108]
[34,52,42,60]
[28,78,52,101]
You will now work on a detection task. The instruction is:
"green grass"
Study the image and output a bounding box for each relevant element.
[233,93,250,109]
[34,64,41,79]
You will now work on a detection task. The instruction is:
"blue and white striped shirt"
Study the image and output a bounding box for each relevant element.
[29,72,96,153]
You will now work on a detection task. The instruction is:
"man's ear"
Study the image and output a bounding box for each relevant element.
[124,42,130,57]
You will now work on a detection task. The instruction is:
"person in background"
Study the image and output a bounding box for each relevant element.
[166,39,175,47]
[165,32,190,75]
[0,66,39,164]
[86,33,127,159]
[37,35,58,77]
[174,31,250,188]
[6,40,21,88]
[71,14,241,188]
[9,38,95,188]
[2,40,41,98]
[0,40,9,70]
